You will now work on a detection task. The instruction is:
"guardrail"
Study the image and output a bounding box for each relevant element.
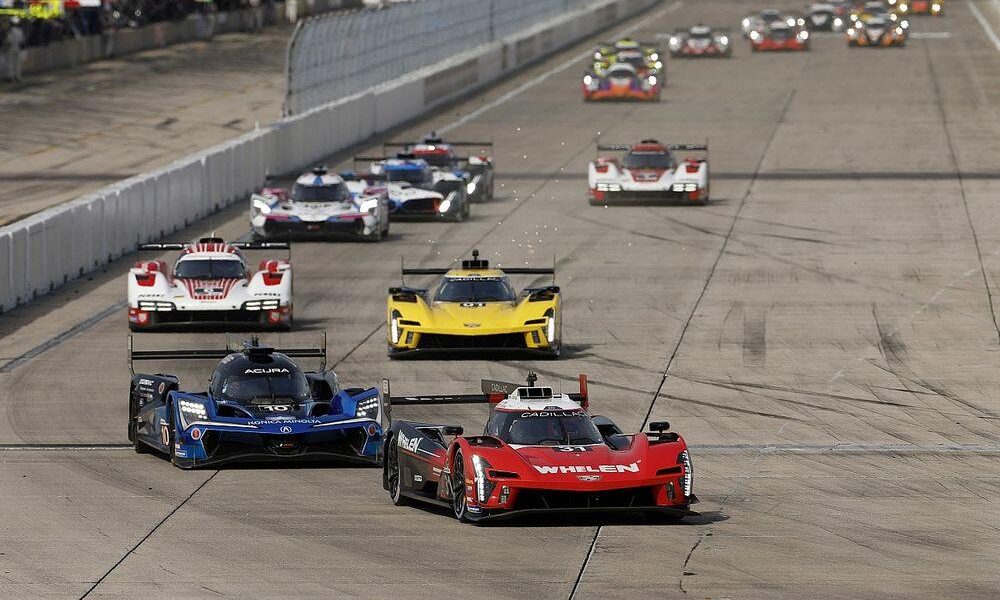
[0,0,658,313]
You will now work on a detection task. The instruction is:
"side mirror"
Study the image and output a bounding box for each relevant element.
[649,421,671,432]
[442,425,464,436]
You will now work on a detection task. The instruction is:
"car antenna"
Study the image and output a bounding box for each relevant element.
[525,372,538,386]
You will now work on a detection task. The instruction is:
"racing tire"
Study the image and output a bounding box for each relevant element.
[167,405,178,465]
[450,197,470,223]
[452,450,471,523]
[128,395,152,454]
[386,440,408,506]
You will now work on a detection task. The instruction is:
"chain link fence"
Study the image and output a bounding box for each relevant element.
[285,0,603,115]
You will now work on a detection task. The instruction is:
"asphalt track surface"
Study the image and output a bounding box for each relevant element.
[3,0,1000,598]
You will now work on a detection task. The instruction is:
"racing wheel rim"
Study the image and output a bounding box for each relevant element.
[387,440,404,505]
[452,451,467,520]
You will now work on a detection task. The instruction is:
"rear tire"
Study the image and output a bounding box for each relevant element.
[387,440,407,506]
[452,450,470,522]
[128,395,152,454]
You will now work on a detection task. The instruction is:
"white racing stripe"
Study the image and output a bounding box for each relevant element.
[439,0,685,134]
[968,0,1000,52]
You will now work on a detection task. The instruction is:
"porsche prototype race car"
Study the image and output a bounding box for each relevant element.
[587,139,709,205]
[347,155,470,221]
[250,166,390,242]
[668,25,731,57]
[582,62,660,101]
[386,250,561,357]
[749,20,811,50]
[127,337,384,468]
[806,3,846,30]
[127,238,292,331]
[382,373,698,523]
[382,134,495,202]
[847,13,908,45]
[742,9,803,36]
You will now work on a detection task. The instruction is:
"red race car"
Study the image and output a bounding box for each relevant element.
[382,373,697,523]
[749,21,811,51]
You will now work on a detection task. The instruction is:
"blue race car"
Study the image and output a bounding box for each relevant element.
[127,336,383,468]
[346,153,470,221]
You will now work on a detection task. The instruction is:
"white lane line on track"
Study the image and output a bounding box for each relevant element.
[968,0,1000,52]
[439,0,685,134]
[692,443,1000,454]
[909,31,952,38]
[0,445,133,451]
[0,301,126,373]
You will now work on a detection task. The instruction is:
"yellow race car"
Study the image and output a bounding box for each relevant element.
[386,250,561,358]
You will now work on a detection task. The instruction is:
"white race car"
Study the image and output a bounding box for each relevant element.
[587,139,709,205]
[349,154,471,221]
[742,9,804,37]
[250,167,390,241]
[127,238,292,331]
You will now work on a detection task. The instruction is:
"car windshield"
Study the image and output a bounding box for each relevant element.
[435,277,516,302]
[608,66,635,78]
[624,152,674,169]
[616,53,645,67]
[413,152,455,168]
[291,183,349,203]
[219,372,311,404]
[386,167,432,185]
[690,30,712,39]
[486,410,604,446]
[174,259,245,279]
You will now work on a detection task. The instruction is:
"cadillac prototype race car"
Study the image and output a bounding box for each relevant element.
[806,3,846,30]
[749,20,810,50]
[347,154,470,221]
[127,337,384,468]
[382,134,495,202]
[582,62,660,101]
[667,25,732,57]
[386,250,561,357]
[250,166,390,242]
[588,139,709,205]
[382,373,698,523]
[847,13,908,46]
[127,238,292,331]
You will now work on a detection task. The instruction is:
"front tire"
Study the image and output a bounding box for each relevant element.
[452,450,470,522]
[387,440,407,506]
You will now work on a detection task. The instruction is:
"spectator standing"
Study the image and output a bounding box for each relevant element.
[3,16,24,83]
[99,0,117,57]
[246,0,262,32]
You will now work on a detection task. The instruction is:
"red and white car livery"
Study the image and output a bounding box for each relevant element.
[668,25,732,57]
[127,238,292,331]
[587,139,709,205]
[383,374,697,523]
[749,21,811,51]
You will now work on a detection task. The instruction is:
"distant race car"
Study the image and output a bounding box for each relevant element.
[889,0,941,14]
[849,0,906,25]
[742,8,803,36]
[749,20,811,51]
[347,154,470,221]
[250,167,390,242]
[610,47,665,85]
[587,139,709,205]
[806,3,846,30]
[846,13,908,45]
[382,134,495,202]
[250,166,389,242]
[386,250,561,357]
[127,238,292,331]
[127,337,384,468]
[382,373,698,523]
[668,25,732,57]
[582,62,660,101]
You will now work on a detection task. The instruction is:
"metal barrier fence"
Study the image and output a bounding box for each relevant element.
[285,0,600,115]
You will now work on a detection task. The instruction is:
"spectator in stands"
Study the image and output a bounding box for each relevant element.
[3,16,25,83]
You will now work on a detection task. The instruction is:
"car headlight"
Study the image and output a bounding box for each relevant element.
[786,16,796,26]
[749,30,760,40]
[583,74,593,85]
[648,52,659,61]
[797,17,805,25]
[178,399,207,428]
[546,316,556,342]
[834,17,843,27]
[646,75,657,86]
[797,30,810,40]
[900,19,909,29]
[899,2,908,10]
[359,198,379,213]
[438,198,452,213]
[390,309,402,344]
[719,35,729,45]
[466,181,477,195]
[654,60,663,69]
[847,27,856,35]
[252,197,272,215]
[742,17,751,27]
[931,2,940,10]
[890,12,898,20]
[679,450,694,497]
[354,396,380,420]
[472,455,497,504]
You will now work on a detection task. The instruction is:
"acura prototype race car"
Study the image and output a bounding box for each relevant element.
[382,373,698,523]
[582,62,660,101]
[127,238,292,331]
[347,154,470,221]
[386,250,561,357]
[749,20,811,50]
[382,134,495,202]
[127,337,384,468]
[588,139,709,205]
[847,13,908,45]
[250,166,390,242]
[667,25,732,57]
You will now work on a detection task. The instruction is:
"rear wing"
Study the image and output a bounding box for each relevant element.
[127,333,327,374]
[597,141,709,163]
[382,140,494,158]
[137,242,290,251]
[399,249,555,284]
[382,373,589,421]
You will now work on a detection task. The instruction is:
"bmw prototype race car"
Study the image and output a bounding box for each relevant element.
[749,20,811,50]
[127,238,292,331]
[847,13,908,45]
[587,139,709,205]
[667,25,732,57]
[383,373,697,523]
[806,3,846,30]
[742,9,803,37]
[382,134,495,202]
[127,337,384,468]
[347,154,470,221]
[386,250,561,357]
[582,62,660,101]
[250,167,389,242]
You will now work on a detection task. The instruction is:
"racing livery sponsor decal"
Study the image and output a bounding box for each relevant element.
[245,368,290,374]
[533,462,640,475]
[397,431,421,453]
